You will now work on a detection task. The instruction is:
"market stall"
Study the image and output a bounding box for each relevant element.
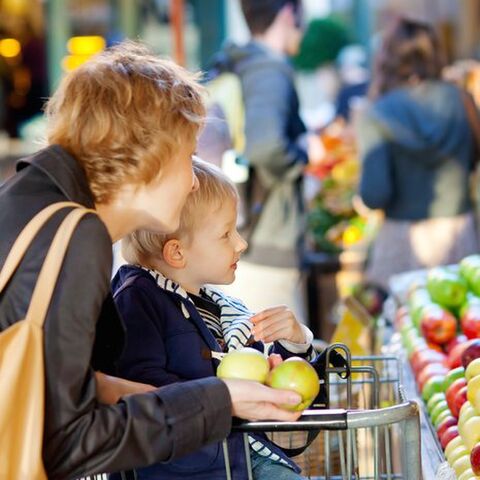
[383,256,480,479]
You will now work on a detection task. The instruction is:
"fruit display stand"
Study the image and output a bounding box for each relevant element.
[226,344,422,479]
[385,257,480,479]
[303,123,382,342]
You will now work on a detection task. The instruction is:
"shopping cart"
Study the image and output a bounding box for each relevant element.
[225,344,422,480]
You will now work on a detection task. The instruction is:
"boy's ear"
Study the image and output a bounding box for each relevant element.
[162,239,186,269]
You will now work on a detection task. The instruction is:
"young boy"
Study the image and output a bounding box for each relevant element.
[111,158,315,480]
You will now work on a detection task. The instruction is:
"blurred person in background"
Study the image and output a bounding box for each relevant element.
[207,0,322,324]
[335,44,369,123]
[357,17,479,290]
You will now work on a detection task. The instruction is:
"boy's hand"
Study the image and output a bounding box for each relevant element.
[250,305,306,344]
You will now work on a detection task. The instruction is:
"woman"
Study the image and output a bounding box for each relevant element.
[357,17,479,289]
[0,42,302,479]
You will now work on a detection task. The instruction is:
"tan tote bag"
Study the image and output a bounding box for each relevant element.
[0,202,95,479]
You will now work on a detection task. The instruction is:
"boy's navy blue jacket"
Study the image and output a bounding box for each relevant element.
[111,265,306,479]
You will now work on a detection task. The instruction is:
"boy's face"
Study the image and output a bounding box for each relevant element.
[181,198,247,292]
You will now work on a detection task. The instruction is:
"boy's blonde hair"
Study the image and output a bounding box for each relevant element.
[122,158,238,265]
[45,41,205,204]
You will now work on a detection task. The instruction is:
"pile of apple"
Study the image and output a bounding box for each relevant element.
[396,255,480,478]
[216,347,320,411]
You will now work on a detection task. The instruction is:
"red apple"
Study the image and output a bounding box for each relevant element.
[452,385,469,418]
[446,378,468,417]
[417,363,449,392]
[420,303,457,345]
[461,305,480,339]
[470,442,480,475]
[266,357,320,411]
[462,339,480,368]
[437,416,458,439]
[445,335,468,355]
[411,349,447,376]
[448,340,477,369]
[440,425,459,450]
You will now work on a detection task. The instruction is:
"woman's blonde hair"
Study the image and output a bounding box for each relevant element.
[45,41,205,203]
[122,157,238,266]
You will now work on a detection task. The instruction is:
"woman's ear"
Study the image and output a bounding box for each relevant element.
[162,239,186,269]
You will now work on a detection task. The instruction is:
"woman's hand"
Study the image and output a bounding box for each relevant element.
[222,378,303,421]
[250,305,306,344]
[95,371,156,405]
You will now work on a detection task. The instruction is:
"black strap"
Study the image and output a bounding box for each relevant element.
[276,429,322,457]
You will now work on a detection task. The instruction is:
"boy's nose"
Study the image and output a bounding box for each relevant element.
[236,234,248,253]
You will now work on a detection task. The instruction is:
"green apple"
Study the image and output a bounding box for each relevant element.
[430,400,450,425]
[444,367,466,392]
[427,392,446,412]
[422,375,446,401]
[266,357,319,412]
[452,455,474,477]
[467,376,480,414]
[217,347,269,383]
[434,409,453,429]
[445,436,465,459]
[466,359,480,382]
[461,416,480,450]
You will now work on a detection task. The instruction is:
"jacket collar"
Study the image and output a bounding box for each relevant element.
[142,267,254,352]
[16,144,96,208]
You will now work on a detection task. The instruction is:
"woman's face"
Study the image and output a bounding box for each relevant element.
[129,140,198,234]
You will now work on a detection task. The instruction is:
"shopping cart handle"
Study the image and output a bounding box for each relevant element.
[232,408,348,432]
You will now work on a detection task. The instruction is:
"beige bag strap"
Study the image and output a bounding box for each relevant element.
[25,208,95,327]
[0,201,82,294]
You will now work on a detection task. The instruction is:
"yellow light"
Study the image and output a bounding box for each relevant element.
[67,36,106,56]
[0,38,21,58]
[62,55,92,72]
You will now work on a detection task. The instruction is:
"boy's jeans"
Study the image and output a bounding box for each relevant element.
[250,450,305,480]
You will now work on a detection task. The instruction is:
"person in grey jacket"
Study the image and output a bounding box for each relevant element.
[357,18,479,289]
[0,42,303,479]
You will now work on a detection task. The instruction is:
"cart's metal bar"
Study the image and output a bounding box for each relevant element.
[338,430,346,479]
[384,425,392,480]
[324,430,331,479]
[232,409,348,432]
[346,401,419,429]
[242,433,253,480]
[403,412,422,480]
[222,439,232,480]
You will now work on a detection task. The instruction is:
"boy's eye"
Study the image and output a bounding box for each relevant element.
[222,231,230,238]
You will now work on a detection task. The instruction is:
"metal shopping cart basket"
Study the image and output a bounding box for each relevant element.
[224,344,422,480]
